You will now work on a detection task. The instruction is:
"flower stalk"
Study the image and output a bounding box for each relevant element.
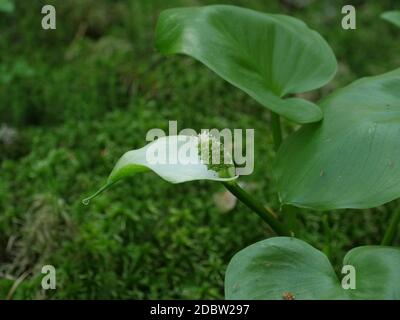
[222,180,291,236]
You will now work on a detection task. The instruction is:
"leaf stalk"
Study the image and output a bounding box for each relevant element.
[381,206,400,246]
[222,180,291,236]
[271,111,283,151]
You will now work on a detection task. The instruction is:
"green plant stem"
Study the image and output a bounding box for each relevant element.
[270,112,295,235]
[222,181,291,236]
[322,214,332,259]
[381,207,400,246]
[283,205,298,236]
[271,111,282,151]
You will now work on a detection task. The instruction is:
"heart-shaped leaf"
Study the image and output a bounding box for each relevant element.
[83,135,237,204]
[156,5,337,124]
[381,11,400,28]
[225,237,400,299]
[274,68,400,210]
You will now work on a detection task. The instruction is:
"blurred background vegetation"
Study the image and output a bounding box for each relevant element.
[0,0,399,299]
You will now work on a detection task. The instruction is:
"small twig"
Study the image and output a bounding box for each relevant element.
[6,270,30,300]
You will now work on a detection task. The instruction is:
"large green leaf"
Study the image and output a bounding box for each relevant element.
[83,135,237,204]
[156,5,337,124]
[275,68,400,210]
[225,237,400,299]
[381,11,400,29]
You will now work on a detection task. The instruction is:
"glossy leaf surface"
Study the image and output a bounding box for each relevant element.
[225,237,400,299]
[156,5,337,123]
[275,68,400,210]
